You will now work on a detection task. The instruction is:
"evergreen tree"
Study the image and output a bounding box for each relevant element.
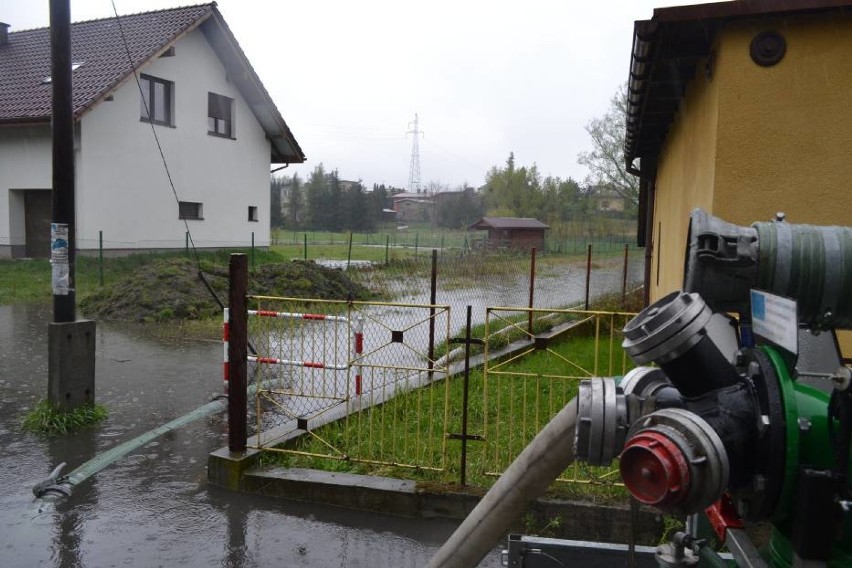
[288,173,304,229]
[305,164,328,229]
[436,187,484,229]
[327,170,343,231]
[270,175,284,228]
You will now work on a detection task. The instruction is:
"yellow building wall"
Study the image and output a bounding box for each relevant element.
[712,14,852,227]
[650,12,852,355]
[650,48,721,301]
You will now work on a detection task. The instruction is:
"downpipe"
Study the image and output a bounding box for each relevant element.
[426,397,579,568]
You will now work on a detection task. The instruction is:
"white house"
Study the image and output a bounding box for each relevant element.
[0,3,304,258]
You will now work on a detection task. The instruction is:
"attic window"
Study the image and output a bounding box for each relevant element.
[140,74,174,126]
[42,62,84,84]
[208,92,234,138]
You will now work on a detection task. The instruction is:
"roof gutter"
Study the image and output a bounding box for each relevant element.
[624,19,657,180]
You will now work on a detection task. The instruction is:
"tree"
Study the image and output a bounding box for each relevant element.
[577,83,639,206]
[436,186,484,229]
[270,175,284,228]
[287,173,303,229]
[305,164,329,229]
[483,153,545,218]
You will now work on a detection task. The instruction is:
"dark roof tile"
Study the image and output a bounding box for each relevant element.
[0,3,304,162]
[469,217,550,230]
[0,4,212,121]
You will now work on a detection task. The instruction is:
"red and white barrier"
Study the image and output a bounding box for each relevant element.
[224,308,364,395]
[247,310,348,322]
[223,308,230,391]
[247,355,349,371]
[354,316,364,396]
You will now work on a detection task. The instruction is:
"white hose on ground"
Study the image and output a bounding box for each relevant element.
[426,397,579,568]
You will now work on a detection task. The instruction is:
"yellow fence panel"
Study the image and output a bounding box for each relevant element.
[480,307,637,486]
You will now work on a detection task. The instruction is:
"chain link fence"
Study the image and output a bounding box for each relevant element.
[245,296,453,472]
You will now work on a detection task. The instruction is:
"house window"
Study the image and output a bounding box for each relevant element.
[208,92,234,138]
[248,206,258,222]
[178,201,203,220]
[140,74,174,126]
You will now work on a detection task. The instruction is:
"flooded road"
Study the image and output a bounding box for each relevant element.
[0,303,501,567]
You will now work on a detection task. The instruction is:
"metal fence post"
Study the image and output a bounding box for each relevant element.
[447,305,483,486]
[460,305,473,486]
[428,249,437,381]
[621,243,629,308]
[228,253,248,452]
[385,234,390,265]
[98,230,104,286]
[347,231,353,270]
[528,247,536,336]
[585,243,592,310]
[303,233,308,260]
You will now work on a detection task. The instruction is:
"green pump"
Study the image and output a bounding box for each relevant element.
[574,209,852,567]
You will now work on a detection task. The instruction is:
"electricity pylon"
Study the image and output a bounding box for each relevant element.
[406,113,423,193]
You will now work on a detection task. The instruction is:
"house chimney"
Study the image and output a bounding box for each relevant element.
[0,23,9,46]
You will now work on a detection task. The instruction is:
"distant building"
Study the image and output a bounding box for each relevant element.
[391,191,432,222]
[467,217,549,251]
[590,187,627,213]
[338,180,361,192]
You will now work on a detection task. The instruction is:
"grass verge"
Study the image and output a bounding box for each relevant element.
[23,400,108,436]
[258,326,635,503]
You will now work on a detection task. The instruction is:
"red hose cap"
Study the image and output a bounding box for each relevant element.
[619,430,690,507]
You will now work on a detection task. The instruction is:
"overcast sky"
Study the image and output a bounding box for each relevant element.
[5,0,717,190]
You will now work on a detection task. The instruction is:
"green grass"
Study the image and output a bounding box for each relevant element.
[261,329,633,502]
[0,258,51,302]
[23,400,108,436]
[0,247,347,305]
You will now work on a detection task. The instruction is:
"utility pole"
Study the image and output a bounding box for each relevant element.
[48,0,96,412]
[50,0,75,318]
[407,113,423,193]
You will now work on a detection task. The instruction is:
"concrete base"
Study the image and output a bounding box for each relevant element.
[206,454,664,545]
[207,447,261,491]
[48,320,96,411]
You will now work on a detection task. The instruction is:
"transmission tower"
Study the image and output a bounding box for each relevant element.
[406,113,423,193]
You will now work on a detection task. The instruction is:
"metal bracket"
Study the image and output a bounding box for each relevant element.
[447,433,485,441]
[449,337,485,346]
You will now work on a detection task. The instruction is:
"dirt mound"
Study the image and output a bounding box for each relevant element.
[80,257,373,322]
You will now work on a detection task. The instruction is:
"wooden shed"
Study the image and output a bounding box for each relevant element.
[468,217,549,251]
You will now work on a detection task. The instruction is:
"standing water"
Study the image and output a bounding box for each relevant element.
[0,303,501,567]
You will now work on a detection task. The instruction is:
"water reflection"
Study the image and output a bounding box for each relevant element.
[48,429,98,568]
[0,302,499,567]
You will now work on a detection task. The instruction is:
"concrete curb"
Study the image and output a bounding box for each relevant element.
[207,455,664,545]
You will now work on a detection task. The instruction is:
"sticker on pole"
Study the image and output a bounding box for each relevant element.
[51,223,70,295]
[750,289,797,355]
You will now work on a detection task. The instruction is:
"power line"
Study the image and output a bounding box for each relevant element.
[110,0,201,268]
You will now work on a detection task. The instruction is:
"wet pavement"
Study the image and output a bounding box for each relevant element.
[0,303,502,567]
